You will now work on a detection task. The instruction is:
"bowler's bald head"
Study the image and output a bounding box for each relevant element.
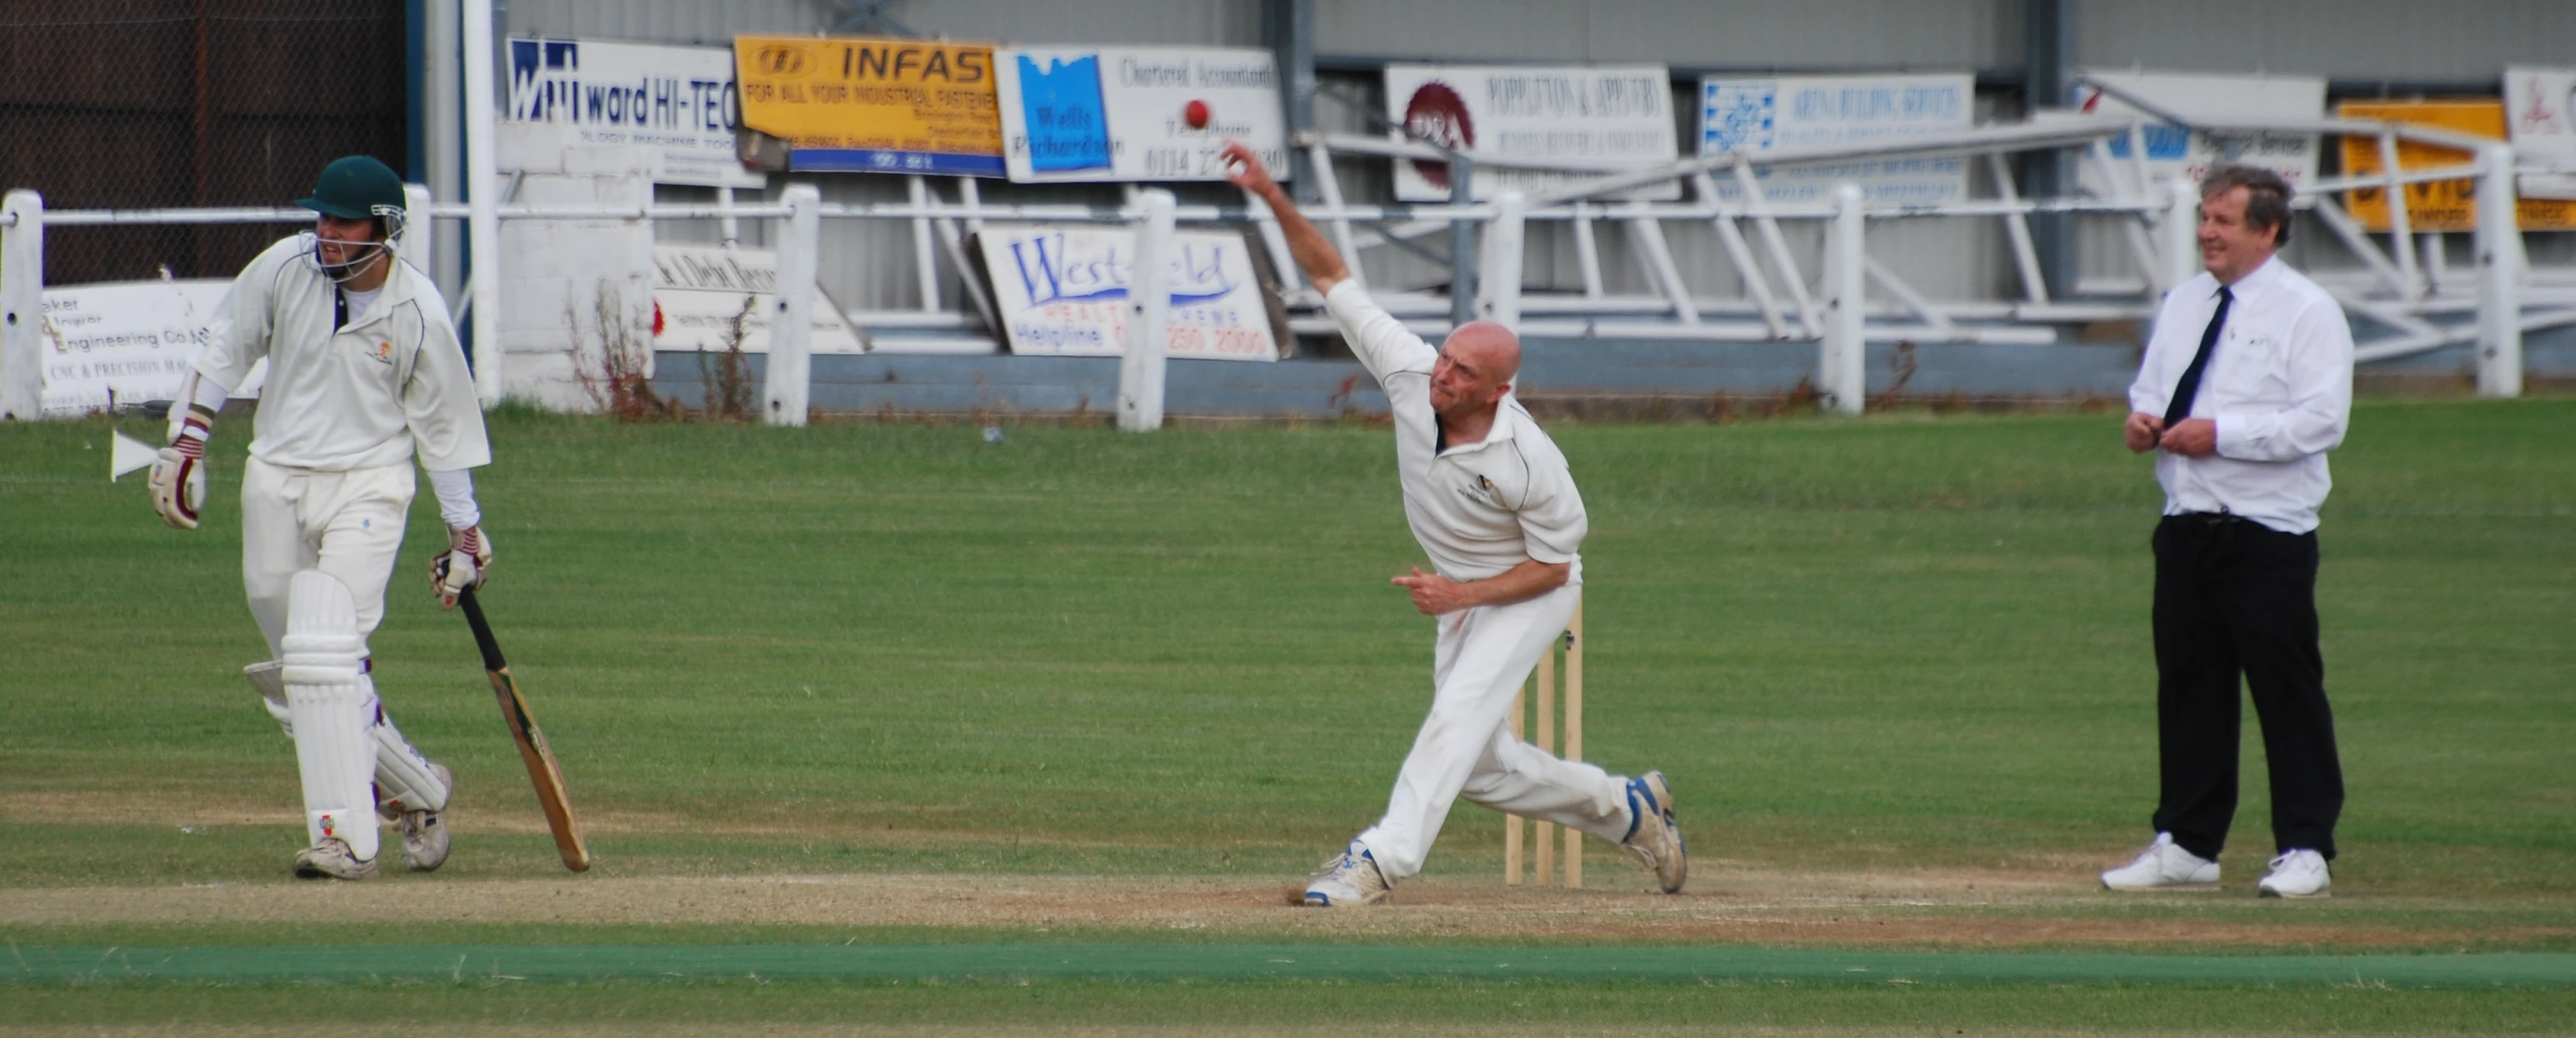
[1441,320,1522,386]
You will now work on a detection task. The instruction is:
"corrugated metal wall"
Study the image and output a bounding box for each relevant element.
[2075,0,2576,85]
[1315,0,2016,71]
[494,0,2567,316]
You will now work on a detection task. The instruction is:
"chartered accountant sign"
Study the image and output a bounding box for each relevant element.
[1383,64,1680,202]
[38,280,231,417]
[994,46,1289,184]
[1698,73,1973,205]
[502,37,762,188]
[736,36,1002,176]
[975,225,1282,360]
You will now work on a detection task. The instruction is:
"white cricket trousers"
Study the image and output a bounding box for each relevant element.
[1356,582,1632,879]
[241,457,413,655]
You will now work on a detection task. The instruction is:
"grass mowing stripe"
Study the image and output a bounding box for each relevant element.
[11,945,2573,988]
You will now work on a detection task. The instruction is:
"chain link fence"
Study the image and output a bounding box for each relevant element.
[0,0,407,285]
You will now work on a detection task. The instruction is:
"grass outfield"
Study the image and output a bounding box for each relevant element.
[2,399,2571,1029]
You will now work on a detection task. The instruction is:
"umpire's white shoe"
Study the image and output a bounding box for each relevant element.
[292,837,379,880]
[2100,832,2219,891]
[1302,839,1391,908]
[1618,770,1688,893]
[395,764,454,873]
[2257,850,2331,899]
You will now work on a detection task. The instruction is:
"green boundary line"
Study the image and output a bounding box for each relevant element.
[7,945,2572,988]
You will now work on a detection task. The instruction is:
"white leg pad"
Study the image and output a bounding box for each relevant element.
[280,570,379,863]
[364,675,450,812]
[245,660,293,735]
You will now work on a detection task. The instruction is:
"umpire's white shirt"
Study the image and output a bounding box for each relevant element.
[1326,281,1585,583]
[2128,257,2354,534]
[196,237,490,473]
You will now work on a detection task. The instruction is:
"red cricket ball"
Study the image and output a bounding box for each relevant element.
[1183,99,1210,130]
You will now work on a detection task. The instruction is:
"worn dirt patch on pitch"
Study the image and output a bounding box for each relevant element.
[3,868,2561,949]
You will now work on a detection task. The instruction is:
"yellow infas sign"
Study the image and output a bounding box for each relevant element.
[736,36,1004,176]
[2337,100,2576,232]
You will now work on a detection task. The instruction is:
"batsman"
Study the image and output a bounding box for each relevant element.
[147,155,492,880]
[1224,142,1687,906]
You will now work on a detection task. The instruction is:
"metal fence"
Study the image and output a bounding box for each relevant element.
[11,108,2570,424]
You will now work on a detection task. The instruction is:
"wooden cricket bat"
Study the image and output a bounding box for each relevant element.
[458,585,592,872]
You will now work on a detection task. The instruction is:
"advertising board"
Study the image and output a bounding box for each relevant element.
[38,280,232,417]
[2072,71,2324,193]
[975,225,1281,360]
[1383,64,1679,202]
[651,245,863,355]
[1697,73,1974,205]
[503,37,764,188]
[2337,100,2576,233]
[2504,66,2576,200]
[736,36,1003,176]
[995,47,1289,183]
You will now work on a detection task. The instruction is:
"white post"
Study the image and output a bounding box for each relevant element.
[1307,139,1366,291]
[2377,130,2423,299]
[1733,161,1822,337]
[1118,188,1175,432]
[2161,179,2200,295]
[1476,191,1525,330]
[1570,202,1603,298]
[717,185,741,248]
[1820,183,1866,416]
[764,183,820,426]
[1623,214,1700,325]
[464,0,503,408]
[907,175,940,312]
[2475,143,2522,399]
[0,189,42,420]
[401,182,434,277]
[1987,153,2051,306]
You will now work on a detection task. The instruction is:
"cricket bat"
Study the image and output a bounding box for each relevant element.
[458,585,593,872]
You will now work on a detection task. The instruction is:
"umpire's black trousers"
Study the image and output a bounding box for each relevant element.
[2150,512,2344,862]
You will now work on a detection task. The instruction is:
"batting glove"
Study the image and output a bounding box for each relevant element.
[147,417,211,530]
[431,525,493,608]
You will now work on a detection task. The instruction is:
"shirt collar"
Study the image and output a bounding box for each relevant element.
[2217,254,2283,299]
[1437,395,1525,456]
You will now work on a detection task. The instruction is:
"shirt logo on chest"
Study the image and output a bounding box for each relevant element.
[363,339,393,366]
[1455,473,1499,507]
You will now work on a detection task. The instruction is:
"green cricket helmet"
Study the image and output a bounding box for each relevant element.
[297,155,407,282]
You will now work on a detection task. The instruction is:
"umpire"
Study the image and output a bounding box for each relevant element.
[2099,164,2354,899]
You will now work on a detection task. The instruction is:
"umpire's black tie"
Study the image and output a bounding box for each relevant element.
[2162,286,2232,429]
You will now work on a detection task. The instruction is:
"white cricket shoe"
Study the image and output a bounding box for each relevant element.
[1302,839,1391,908]
[2099,832,2219,891]
[1618,770,1688,893]
[293,837,379,880]
[396,764,453,873]
[2257,849,2331,899]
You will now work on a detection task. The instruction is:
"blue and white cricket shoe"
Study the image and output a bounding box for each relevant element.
[1302,839,1392,907]
[1619,770,1688,893]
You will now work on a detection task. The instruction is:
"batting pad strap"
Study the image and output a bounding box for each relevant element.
[281,571,378,862]
[245,660,293,735]
[365,679,449,812]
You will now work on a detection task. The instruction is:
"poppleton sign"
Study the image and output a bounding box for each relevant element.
[735,36,1003,176]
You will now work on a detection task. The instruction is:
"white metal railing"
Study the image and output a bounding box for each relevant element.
[6,113,2571,424]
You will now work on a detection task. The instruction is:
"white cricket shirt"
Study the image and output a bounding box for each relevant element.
[2128,257,2354,533]
[1326,281,1585,583]
[196,237,490,473]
